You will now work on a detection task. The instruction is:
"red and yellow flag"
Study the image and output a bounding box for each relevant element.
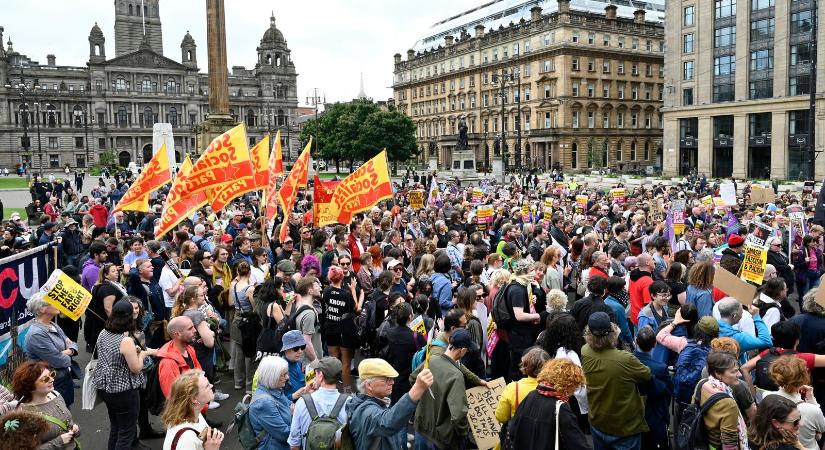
[277,138,312,242]
[265,130,283,223]
[113,143,172,213]
[155,156,207,238]
[182,123,253,197]
[312,175,341,227]
[206,134,269,211]
[319,150,393,227]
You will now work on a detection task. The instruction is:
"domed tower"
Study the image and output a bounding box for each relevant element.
[88,22,106,63]
[256,12,293,73]
[181,31,197,68]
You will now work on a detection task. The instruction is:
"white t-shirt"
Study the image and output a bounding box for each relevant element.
[159,265,179,308]
[556,347,589,414]
[162,415,207,450]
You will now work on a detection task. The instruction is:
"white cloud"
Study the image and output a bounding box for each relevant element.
[2,0,480,103]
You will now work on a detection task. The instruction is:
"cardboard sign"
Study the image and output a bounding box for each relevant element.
[40,270,92,321]
[720,182,737,207]
[409,190,424,209]
[713,265,757,306]
[815,275,825,309]
[466,377,506,450]
[741,246,768,285]
[751,186,775,204]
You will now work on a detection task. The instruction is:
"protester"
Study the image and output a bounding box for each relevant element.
[249,356,293,450]
[700,350,749,449]
[160,370,223,450]
[495,347,550,425]
[13,361,80,450]
[287,357,347,450]
[747,394,804,450]
[763,355,825,450]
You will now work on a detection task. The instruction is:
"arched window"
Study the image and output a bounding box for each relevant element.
[277,109,285,126]
[166,78,177,94]
[144,5,148,17]
[115,77,127,92]
[187,50,193,61]
[46,104,58,128]
[245,109,256,127]
[94,44,101,56]
[571,142,578,169]
[143,106,154,127]
[167,107,178,127]
[72,105,83,128]
[117,106,128,127]
[275,54,282,67]
[265,54,272,65]
[630,142,637,160]
[128,4,133,15]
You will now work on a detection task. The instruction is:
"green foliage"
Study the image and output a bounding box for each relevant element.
[98,149,118,169]
[300,99,417,172]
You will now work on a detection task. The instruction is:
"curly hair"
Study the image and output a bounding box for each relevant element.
[300,255,321,276]
[710,337,740,355]
[161,369,204,428]
[537,358,586,397]
[546,289,567,314]
[543,313,585,357]
[11,361,50,403]
[0,410,49,449]
[769,355,810,393]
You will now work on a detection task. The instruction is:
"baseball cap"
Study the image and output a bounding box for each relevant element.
[387,259,403,270]
[220,233,234,244]
[281,330,305,351]
[588,312,612,336]
[308,357,342,383]
[449,328,479,352]
[43,222,56,231]
[358,358,399,380]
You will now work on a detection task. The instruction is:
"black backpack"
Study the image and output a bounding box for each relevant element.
[755,347,796,391]
[491,283,515,330]
[674,379,731,450]
[144,357,165,415]
[257,304,314,359]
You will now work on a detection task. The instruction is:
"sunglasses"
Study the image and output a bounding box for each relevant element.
[392,267,403,272]
[785,418,801,427]
[291,345,306,352]
[283,241,294,244]
[37,370,57,384]
[340,262,351,266]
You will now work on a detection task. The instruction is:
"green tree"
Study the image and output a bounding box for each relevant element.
[300,99,417,173]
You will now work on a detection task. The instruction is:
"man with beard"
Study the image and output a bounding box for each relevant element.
[157,316,203,398]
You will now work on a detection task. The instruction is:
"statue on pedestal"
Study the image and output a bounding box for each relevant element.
[457,115,468,150]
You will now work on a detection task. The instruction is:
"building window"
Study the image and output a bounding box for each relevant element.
[715,0,736,19]
[713,82,735,102]
[48,137,58,149]
[632,63,639,75]
[572,58,579,71]
[75,137,83,148]
[751,0,773,10]
[588,58,595,72]
[544,84,551,98]
[631,85,639,100]
[588,111,595,128]
[587,83,595,97]
[789,75,811,96]
[618,84,625,99]
[684,6,695,26]
[630,143,637,160]
[750,49,773,71]
[715,26,736,48]
[544,112,552,128]
[789,110,810,135]
[617,112,624,128]
[645,114,652,129]
[98,138,106,149]
[167,106,178,127]
[117,106,128,127]
[603,112,609,128]
[588,32,595,44]
[50,154,60,169]
[603,34,610,46]
[751,18,775,41]
[616,142,623,161]
[603,86,610,98]
[603,61,611,73]
[791,44,814,65]
[114,77,127,92]
[683,88,694,105]
[646,64,653,77]
[791,10,814,34]
[750,80,773,99]
[524,88,530,100]
[572,31,579,43]
[572,82,579,97]
[572,111,580,128]
[631,113,638,128]
[571,143,578,169]
[714,55,736,75]
[683,34,694,53]
[632,38,639,50]
[644,142,650,160]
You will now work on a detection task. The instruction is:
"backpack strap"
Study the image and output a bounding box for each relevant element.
[329,393,349,420]
[302,393,319,419]
[171,427,199,450]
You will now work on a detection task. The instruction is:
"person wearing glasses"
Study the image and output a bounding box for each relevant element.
[13,360,80,449]
[761,355,825,450]
[276,330,309,402]
[636,281,671,363]
[322,265,362,392]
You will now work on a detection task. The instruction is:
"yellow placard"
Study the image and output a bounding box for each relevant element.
[305,368,316,385]
[544,199,553,220]
[40,270,92,321]
[612,188,626,205]
[741,246,768,285]
[409,190,424,209]
[701,195,713,206]
[409,315,427,335]
[576,195,588,212]
[476,205,493,231]
[472,188,483,205]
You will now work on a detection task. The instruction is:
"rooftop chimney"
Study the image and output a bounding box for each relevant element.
[557,0,571,14]
[531,5,542,22]
[474,24,485,38]
[604,4,617,20]
[444,35,454,46]
[407,49,415,61]
[634,9,646,24]
[46,54,55,66]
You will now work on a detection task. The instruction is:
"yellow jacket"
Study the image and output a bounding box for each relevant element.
[495,376,538,423]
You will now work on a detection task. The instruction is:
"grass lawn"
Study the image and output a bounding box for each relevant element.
[3,208,26,220]
[0,178,30,190]
[316,172,348,179]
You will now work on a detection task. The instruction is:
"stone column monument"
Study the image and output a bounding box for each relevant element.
[200,0,237,151]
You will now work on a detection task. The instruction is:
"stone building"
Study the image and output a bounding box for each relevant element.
[0,0,298,172]
[392,0,665,175]
[661,0,825,180]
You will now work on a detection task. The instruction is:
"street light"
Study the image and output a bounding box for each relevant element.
[73,106,91,169]
[5,73,42,175]
[306,88,325,157]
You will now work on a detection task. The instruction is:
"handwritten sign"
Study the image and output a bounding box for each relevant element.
[40,270,92,321]
[409,190,424,209]
[751,186,775,204]
[466,377,506,450]
[521,204,530,223]
[720,182,737,207]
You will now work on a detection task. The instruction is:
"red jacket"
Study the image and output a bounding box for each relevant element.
[43,202,59,222]
[628,269,654,325]
[157,340,202,399]
[348,233,362,272]
[590,266,609,280]
[88,204,108,228]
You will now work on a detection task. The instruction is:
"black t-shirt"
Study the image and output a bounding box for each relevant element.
[94,282,125,307]
[321,286,354,333]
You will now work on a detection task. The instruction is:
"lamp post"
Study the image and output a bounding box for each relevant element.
[492,69,510,183]
[5,74,41,175]
[305,88,325,156]
[483,131,489,173]
[73,107,91,169]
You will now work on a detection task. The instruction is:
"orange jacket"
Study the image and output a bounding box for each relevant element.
[157,340,202,399]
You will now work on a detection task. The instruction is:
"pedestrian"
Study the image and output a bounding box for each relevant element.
[13,361,80,450]
[160,370,224,450]
[698,350,749,450]
[288,357,348,449]
[249,356,293,450]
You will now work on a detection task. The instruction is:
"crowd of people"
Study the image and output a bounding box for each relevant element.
[0,167,823,450]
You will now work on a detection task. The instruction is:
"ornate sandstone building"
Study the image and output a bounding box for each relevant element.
[393,0,665,175]
[0,0,298,172]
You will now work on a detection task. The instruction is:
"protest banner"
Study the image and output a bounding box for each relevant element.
[426,177,443,208]
[544,198,553,220]
[741,246,768,285]
[312,176,342,227]
[521,204,530,223]
[787,205,807,238]
[745,221,774,250]
[321,150,394,226]
[714,265,757,306]
[409,190,424,209]
[750,186,775,204]
[554,181,565,191]
[576,195,588,213]
[277,139,312,241]
[701,195,713,207]
[156,156,207,238]
[182,123,254,196]
[672,199,686,236]
[466,377,506,450]
[476,205,493,231]
[0,244,54,379]
[304,367,316,386]
[409,315,426,335]
[207,135,269,211]
[612,188,626,205]
[265,130,283,222]
[40,269,91,321]
[472,188,483,205]
[113,143,172,213]
[720,182,737,206]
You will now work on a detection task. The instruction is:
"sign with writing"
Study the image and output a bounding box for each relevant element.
[304,367,316,385]
[409,190,424,210]
[472,188,483,205]
[477,205,493,231]
[741,246,768,285]
[544,198,553,220]
[521,204,530,223]
[745,221,774,250]
[466,377,506,450]
[672,199,686,236]
[713,264,757,306]
[701,195,713,207]
[40,270,92,321]
[612,188,626,205]
[409,315,427,335]
[720,182,737,207]
[787,205,807,238]
[576,195,588,213]
[751,186,775,204]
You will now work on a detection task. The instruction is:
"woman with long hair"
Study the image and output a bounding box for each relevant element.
[384,302,426,404]
[764,356,825,450]
[415,253,435,280]
[455,286,485,378]
[87,262,127,354]
[13,361,80,449]
[250,247,270,285]
[540,246,563,292]
[94,299,158,449]
[685,261,715,318]
[321,266,361,391]
[229,260,256,391]
[161,370,224,450]
[665,262,688,317]
[748,394,805,450]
